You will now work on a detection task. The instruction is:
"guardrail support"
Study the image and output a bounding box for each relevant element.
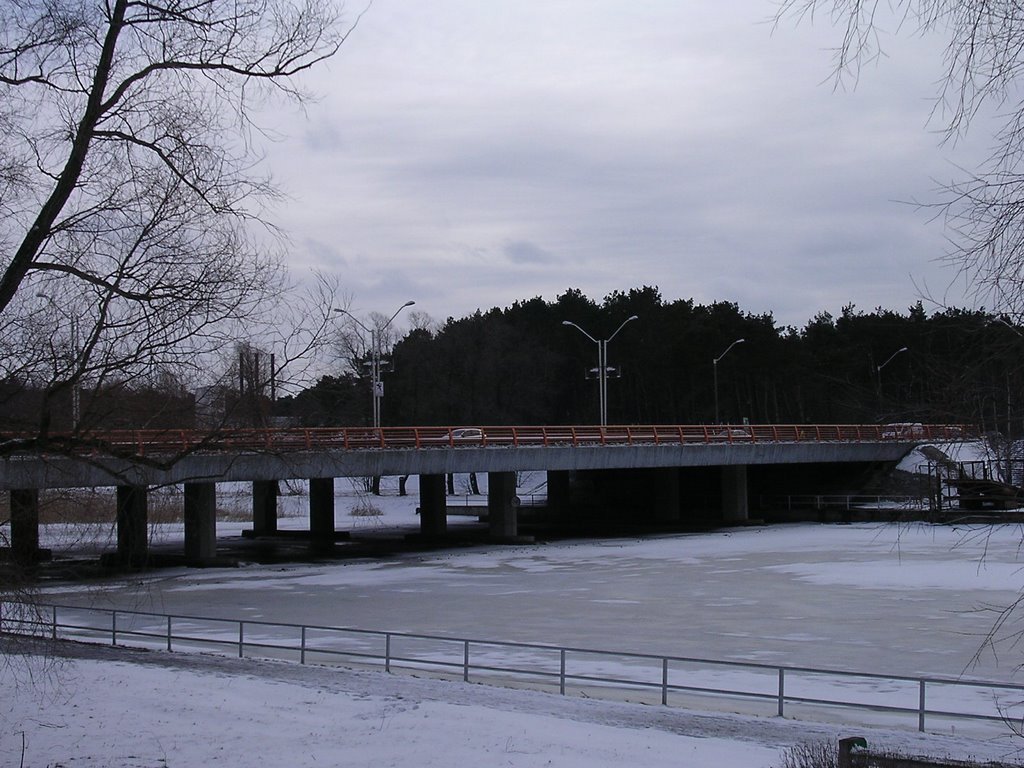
[777,668,785,717]
[919,680,926,732]
[560,649,566,695]
[239,622,244,658]
[661,658,669,705]
[385,634,391,673]
[167,616,172,652]
[301,626,307,665]
[112,611,117,646]
[463,641,470,682]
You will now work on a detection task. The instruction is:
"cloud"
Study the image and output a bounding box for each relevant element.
[503,240,555,265]
[262,0,992,329]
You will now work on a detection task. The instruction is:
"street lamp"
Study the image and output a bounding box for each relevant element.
[562,315,638,427]
[876,345,908,392]
[37,292,80,428]
[334,300,415,428]
[713,338,745,424]
[877,346,908,376]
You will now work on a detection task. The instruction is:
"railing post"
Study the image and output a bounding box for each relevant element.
[385,633,392,673]
[463,640,470,682]
[661,658,669,706]
[777,668,785,717]
[167,615,172,652]
[112,611,117,646]
[239,621,244,658]
[560,649,566,695]
[919,679,926,732]
[52,605,57,640]
[301,626,307,665]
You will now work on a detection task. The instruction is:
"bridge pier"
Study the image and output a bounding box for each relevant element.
[721,465,749,523]
[653,468,681,523]
[547,471,570,512]
[116,485,149,566]
[419,474,447,537]
[488,471,518,540]
[252,480,279,536]
[183,482,217,564]
[309,478,335,550]
[10,489,45,565]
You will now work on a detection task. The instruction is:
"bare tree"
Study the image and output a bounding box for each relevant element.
[0,0,358,448]
[776,1,1024,318]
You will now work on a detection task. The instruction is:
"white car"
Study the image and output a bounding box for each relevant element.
[881,423,926,439]
[450,428,485,442]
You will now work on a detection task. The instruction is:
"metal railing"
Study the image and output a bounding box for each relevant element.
[759,494,929,512]
[5,423,975,458]
[2,601,1020,734]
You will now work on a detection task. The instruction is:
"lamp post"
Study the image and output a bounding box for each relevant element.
[713,338,745,424]
[37,292,80,428]
[877,346,908,386]
[562,315,638,426]
[334,301,415,428]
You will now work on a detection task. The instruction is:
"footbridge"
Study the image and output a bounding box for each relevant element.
[1,423,968,567]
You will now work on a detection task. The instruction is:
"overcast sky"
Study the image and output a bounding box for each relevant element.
[260,0,993,329]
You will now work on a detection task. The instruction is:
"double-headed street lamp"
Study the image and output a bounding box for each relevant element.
[713,338,745,424]
[562,315,638,427]
[334,300,415,429]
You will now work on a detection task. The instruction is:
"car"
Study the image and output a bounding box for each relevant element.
[713,428,751,439]
[450,428,485,442]
[880,423,926,440]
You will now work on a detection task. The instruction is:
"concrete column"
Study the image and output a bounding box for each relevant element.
[116,485,149,566]
[488,471,518,540]
[252,480,279,536]
[419,474,447,537]
[721,465,749,524]
[653,468,681,523]
[10,489,40,565]
[546,471,570,515]
[183,482,217,565]
[309,478,335,546]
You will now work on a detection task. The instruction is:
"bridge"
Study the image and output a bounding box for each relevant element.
[1,423,968,568]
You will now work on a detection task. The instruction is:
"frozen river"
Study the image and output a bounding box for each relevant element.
[36,500,1024,684]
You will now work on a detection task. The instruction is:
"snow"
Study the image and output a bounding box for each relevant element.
[4,646,785,768]
[896,441,994,473]
[12,466,1024,765]
[7,640,1024,768]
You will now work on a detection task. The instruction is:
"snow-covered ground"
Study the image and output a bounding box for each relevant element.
[9,637,1024,768]
[11,463,1024,765]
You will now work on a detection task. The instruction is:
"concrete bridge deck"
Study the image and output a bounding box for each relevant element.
[0,423,968,569]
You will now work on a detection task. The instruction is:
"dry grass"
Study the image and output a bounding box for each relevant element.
[349,498,383,517]
[0,488,256,525]
[776,741,836,768]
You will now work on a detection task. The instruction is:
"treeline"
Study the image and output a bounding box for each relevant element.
[278,287,1024,435]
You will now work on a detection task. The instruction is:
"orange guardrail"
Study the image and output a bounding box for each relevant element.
[4,423,979,457]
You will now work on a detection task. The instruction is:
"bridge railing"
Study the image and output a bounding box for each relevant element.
[1,600,1018,736]
[8,423,976,457]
